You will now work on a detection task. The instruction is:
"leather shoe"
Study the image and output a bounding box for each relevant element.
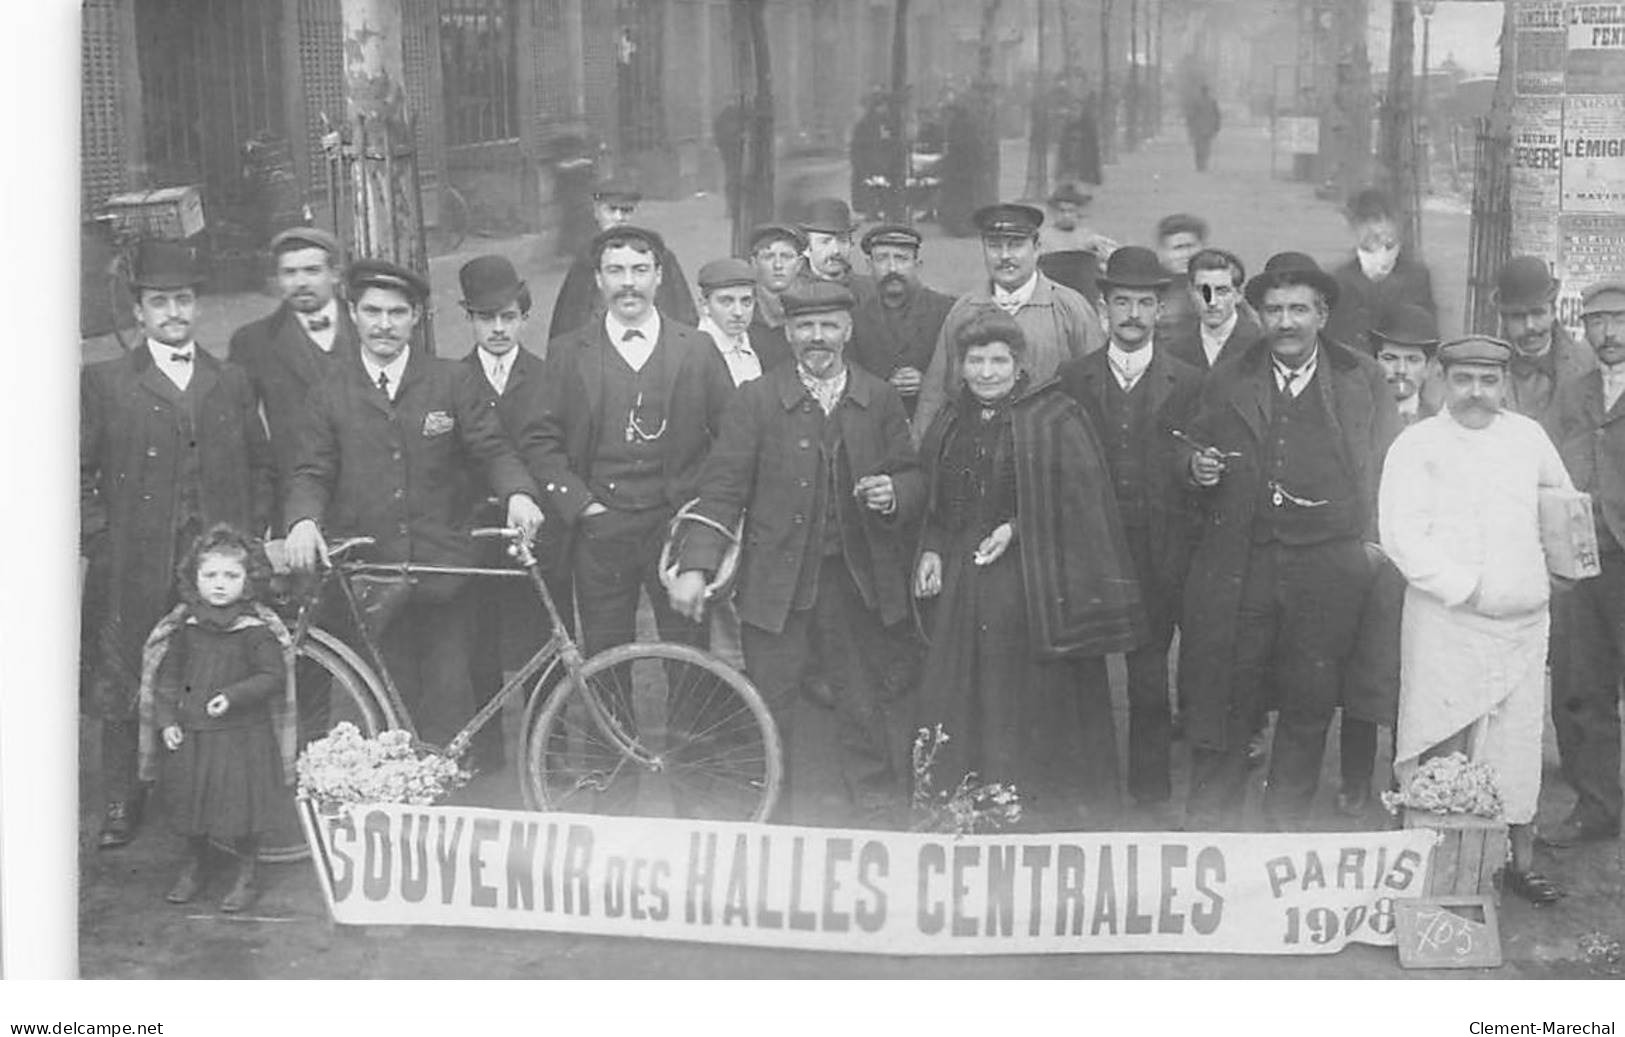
[97,801,133,850]
[220,872,258,914]
[165,862,202,905]
[1536,817,1621,849]
[1504,868,1565,906]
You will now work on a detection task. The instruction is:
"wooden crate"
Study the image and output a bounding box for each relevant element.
[1404,809,1510,903]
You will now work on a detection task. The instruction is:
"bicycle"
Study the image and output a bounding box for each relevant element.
[283,527,783,831]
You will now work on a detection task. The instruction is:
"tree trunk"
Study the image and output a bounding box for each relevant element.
[887,0,911,222]
[1101,0,1115,163]
[1379,1,1420,250]
[1024,0,1048,200]
[729,0,775,255]
[974,0,1003,209]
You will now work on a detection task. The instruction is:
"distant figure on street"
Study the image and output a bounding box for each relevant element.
[849,223,957,417]
[1493,255,1595,434]
[1326,188,1437,351]
[849,91,893,221]
[938,96,982,237]
[1183,85,1222,172]
[714,100,747,220]
[1054,85,1104,187]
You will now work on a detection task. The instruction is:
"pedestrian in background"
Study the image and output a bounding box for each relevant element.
[1326,188,1437,351]
[1183,85,1222,172]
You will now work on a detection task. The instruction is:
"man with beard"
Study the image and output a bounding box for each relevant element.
[748,223,807,360]
[1178,252,1398,830]
[697,257,790,385]
[1154,213,1209,345]
[849,224,957,417]
[1058,247,1203,817]
[284,260,545,746]
[1546,280,1625,850]
[1164,248,1261,372]
[230,227,356,518]
[1383,335,1575,904]
[81,242,275,847]
[524,226,734,662]
[1494,255,1595,433]
[797,198,875,302]
[913,203,1106,438]
[668,281,924,825]
[547,178,698,340]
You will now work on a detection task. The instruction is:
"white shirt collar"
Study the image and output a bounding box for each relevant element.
[991,272,1040,313]
[299,299,340,351]
[1106,340,1154,390]
[699,316,762,387]
[477,346,516,394]
[1396,392,1420,418]
[605,309,662,372]
[361,346,411,400]
[1199,311,1239,364]
[1272,346,1319,397]
[148,338,196,390]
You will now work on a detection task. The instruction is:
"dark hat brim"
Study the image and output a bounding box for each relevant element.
[1367,329,1440,354]
[129,271,206,290]
[1244,267,1341,312]
[1490,282,1559,311]
[1096,273,1172,292]
[461,282,528,313]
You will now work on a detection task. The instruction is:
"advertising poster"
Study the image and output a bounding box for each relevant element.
[1566,1,1625,93]
[1515,0,1568,95]
[1560,93,1625,211]
[1557,213,1625,330]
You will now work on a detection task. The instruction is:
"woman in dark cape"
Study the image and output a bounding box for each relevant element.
[912,314,1145,830]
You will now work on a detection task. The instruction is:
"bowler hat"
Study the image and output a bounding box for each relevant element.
[800,198,856,236]
[268,226,343,261]
[1580,279,1625,317]
[1368,302,1441,354]
[1047,181,1093,209]
[1096,245,1172,292]
[458,254,529,313]
[592,177,642,204]
[972,202,1045,237]
[749,223,808,253]
[346,258,430,305]
[589,225,667,267]
[697,257,757,292]
[781,280,855,317]
[1491,256,1560,311]
[1244,251,1340,312]
[128,240,205,290]
[860,223,923,253]
[1437,335,1513,368]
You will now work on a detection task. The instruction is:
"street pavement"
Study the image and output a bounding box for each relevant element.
[77,117,1625,979]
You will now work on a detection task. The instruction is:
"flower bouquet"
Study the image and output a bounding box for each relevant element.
[1385,753,1509,899]
[909,725,1023,835]
[1380,752,1504,819]
[296,722,469,814]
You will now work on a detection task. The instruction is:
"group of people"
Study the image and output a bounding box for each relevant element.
[81,172,1625,911]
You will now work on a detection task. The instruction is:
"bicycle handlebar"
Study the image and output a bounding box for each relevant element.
[470,526,523,541]
[325,536,376,561]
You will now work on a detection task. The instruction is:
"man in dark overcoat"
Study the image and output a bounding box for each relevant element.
[1177,252,1399,830]
[284,260,544,746]
[81,241,275,847]
[669,281,925,825]
[1163,248,1262,372]
[849,224,957,418]
[546,179,698,341]
[1545,279,1625,848]
[1495,255,1596,435]
[229,226,357,525]
[523,226,735,659]
[1059,246,1202,814]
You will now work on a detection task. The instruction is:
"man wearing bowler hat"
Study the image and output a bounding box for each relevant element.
[1546,279,1625,851]
[547,177,698,340]
[81,241,275,847]
[695,256,791,386]
[797,198,875,301]
[1058,246,1203,816]
[668,280,925,824]
[849,223,957,417]
[1495,255,1596,434]
[1176,251,1399,830]
[284,259,545,747]
[913,202,1106,438]
[1370,302,1443,426]
[230,226,357,520]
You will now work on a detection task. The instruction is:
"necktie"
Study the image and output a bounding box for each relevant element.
[171,350,193,365]
[306,315,333,332]
[1277,363,1305,396]
[622,328,645,342]
[377,370,391,398]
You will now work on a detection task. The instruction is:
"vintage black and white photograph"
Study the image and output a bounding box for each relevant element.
[7,0,1625,1005]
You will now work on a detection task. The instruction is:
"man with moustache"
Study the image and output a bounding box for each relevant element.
[1546,280,1625,850]
[1383,335,1575,903]
[696,257,791,386]
[547,178,698,340]
[913,202,1106,437]
[284,260,544,746]
[230,227,356,518]
[849,224,956,417]
[1154,213,1210,344]
[1058,246,1203,815]
[1494,255,1595,433]
[1164,248,1262,372]
[81,242,275,847]
[1178,252,1399,830]
[748,222,807,361]
[526,226,735,660]
[668,281,923,824]
[797,198,875,301]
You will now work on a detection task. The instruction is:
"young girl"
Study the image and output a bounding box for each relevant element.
[138,525,295,913]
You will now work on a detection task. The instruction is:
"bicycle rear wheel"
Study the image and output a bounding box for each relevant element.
[521,642,782,823]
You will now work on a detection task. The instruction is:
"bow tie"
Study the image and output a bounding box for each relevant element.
[622,328,645,342]
[170,350,193,364]
[305,315,333,332]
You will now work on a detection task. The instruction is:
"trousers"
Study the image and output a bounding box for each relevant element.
[1551,552,1625,831]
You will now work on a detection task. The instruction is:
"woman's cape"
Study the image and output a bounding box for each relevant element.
[134,602,300,786]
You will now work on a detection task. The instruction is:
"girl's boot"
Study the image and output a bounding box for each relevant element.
[165,837,208,904]
[220,838,259,913]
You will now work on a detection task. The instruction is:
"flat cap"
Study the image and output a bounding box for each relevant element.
[346,258,430,304]
[592,177,642,203]
[749,223,808,252]
[589,225,667,266]
[697,257,757,291]
[1581,279,1625,316]
[1047,181,1093,208]
[860,223,923,253]
[269,225,343,260]
[781,280,855,317]
[1156,212,1209,241]
[973,202,1045,236]
[1437,335,1513,368]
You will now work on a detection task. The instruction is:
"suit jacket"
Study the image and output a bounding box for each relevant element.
[1058,346,1204,608]
[849,283,958,386]
[1175,336,1400,751]
[229,303,359,529]
[1551,368,1625,549]
[744,323,794,378]
[285,347,538,592]
[1163,309,1263,372]
[1501,322,1597,438]
[546,248,698,341]
[680,362,925,635]
[522,319,735,528]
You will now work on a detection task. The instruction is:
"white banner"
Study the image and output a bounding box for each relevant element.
[300,800,1440,956]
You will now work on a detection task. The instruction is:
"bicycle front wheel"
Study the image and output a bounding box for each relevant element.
[522,642,782,823]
